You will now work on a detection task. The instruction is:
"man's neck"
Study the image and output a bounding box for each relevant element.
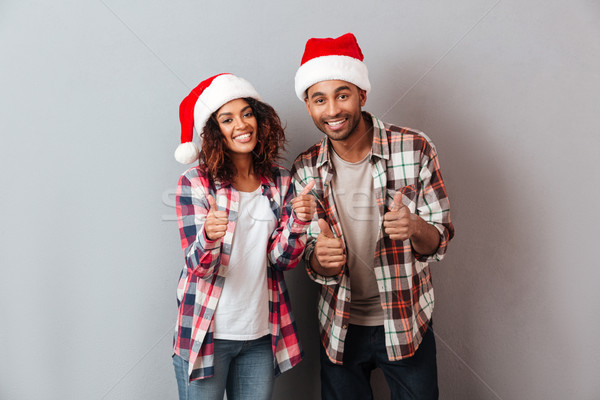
[329,113,373,163]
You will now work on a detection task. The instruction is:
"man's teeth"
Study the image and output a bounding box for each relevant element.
[327,120,345,126]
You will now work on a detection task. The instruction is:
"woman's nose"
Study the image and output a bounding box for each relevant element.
[234,117,248,130]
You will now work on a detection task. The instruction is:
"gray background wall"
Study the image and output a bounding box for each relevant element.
[1,1,599,399]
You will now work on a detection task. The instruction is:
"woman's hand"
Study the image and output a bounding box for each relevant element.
[291,180,317,222]
[204,195,228,240]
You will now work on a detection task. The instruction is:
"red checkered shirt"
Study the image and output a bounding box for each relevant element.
[291,113,454,364]
[174,164,308,381]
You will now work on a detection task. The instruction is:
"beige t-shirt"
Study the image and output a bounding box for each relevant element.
[330,149,384,326]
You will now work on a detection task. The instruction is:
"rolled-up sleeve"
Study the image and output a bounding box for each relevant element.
[415,146,454,262]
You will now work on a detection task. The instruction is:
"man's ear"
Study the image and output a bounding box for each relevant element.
[359,89,367,107]
[304,97,311,115]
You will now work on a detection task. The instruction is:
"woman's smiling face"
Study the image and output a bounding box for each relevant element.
[215,98,259,156]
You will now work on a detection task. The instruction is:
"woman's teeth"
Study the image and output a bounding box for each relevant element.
[235,133,251,140]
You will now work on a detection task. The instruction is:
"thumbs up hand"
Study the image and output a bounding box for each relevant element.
[383,191,416,241]
[204,194,229,240]
[291,180,317,222]
[311,218,346,274]
[318,218,336,238]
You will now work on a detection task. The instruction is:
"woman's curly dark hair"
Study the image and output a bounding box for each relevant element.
[199,97,287,182]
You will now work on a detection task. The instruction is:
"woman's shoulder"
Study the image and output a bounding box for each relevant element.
[270,163,291,178]
[262,164,291,193]
[268,163,293,185]
[178,165,211,186]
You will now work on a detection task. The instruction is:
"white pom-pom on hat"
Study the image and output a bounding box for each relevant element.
[175,73,261,164]
[174,142,200,164]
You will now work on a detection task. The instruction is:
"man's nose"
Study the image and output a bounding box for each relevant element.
[326,100,341,117]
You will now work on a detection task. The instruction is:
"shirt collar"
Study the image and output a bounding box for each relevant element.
[368,112,390,161]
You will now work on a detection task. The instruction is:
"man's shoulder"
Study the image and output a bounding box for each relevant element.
[376,118,429,140]
[375,117,437,153]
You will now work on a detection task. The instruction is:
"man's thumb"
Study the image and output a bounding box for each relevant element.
[299,180,316,196]
[390,191,403,212]
[318,218,335,238]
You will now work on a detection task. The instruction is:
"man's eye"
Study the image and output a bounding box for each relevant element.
[339,94,348,100]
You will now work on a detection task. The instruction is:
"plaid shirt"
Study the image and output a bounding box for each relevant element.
[174,164,308,381]
[291,112,454,364]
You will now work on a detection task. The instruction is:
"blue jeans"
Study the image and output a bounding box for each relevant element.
[320,323,438,400]
[173,335,274,400]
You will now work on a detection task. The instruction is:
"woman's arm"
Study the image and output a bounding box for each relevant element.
[176,171,224,279]
[267,171,313,271]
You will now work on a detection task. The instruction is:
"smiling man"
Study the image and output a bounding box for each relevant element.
[291,33,455,400]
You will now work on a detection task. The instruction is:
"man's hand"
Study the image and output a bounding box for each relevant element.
[291,180,317,222]
[311,218,346,275]
[383,191,441,255]
[204,194,228,240]
[383,191,416,241]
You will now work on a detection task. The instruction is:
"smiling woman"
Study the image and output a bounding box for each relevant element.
[201,95,287,186]
[171,73,316,400]
[215,98,259,154]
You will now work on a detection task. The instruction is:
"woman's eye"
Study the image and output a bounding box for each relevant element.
[221,118,232,124]
[244,112,254,118]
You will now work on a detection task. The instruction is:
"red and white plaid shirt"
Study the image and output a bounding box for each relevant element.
[291,113,454,365]
[174,164,308,381]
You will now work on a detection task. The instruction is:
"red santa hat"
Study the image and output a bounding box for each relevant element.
[175,73,261,164]
[294,33,371,101]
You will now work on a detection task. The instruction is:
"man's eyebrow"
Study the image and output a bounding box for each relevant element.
[334,85,351,93]
[309,86,352,99]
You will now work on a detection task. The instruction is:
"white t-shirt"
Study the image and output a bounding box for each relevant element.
[213,187,276,340]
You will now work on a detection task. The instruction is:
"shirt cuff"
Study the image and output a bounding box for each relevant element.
[415,223,447,262]
[289,210,311,234]
[199,229,222,251]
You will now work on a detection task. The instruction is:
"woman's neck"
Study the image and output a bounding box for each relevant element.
[231,154,260,192]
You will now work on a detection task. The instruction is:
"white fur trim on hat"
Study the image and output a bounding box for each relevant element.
[294,55,371,101]
[193,74,261,139]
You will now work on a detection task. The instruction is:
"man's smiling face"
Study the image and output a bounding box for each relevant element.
[305,80,366,142]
